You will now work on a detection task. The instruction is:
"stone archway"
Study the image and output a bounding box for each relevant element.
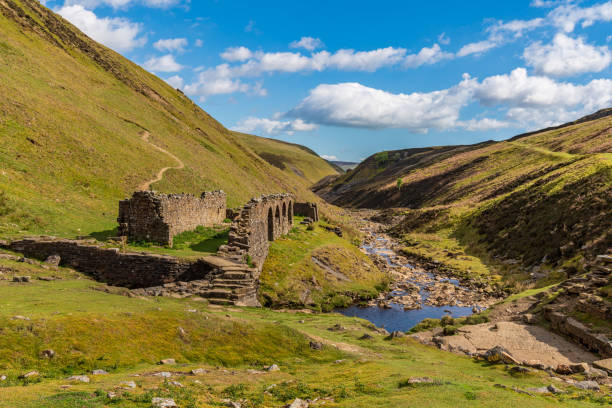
[274,206,281,239]
[288,201,293,225]
[268,207,274,241]
[282,202,287,234]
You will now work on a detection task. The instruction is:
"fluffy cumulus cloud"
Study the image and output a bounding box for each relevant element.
[56,5,146,52]
[321,154,338,160]
[184,64,266,100]
[165,75,184,89]
[232,117,316,135]
[285,67,612,132]
[290,36,325,51]
[549,1,612,32]
[286,77,477,132]
[153,38,188,53]
[220,46,253,62]
[404,44,453,67]
[143,54,184,72]
[524,33,611,76]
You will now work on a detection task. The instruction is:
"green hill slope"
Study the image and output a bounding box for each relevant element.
[0,0,338,239]
[315,111,612,287]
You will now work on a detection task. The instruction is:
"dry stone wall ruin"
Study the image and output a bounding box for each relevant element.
[218,194,295,267]
[3,191,319,306]
[118,190,226,246]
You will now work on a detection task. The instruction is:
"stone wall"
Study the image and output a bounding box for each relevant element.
[118,190,226,246]
[4,238,220,288]
[294,202,319,221]
[218,194,294,268]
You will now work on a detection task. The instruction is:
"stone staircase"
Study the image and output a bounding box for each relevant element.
[131,256,261,307]
[200,263,260,306]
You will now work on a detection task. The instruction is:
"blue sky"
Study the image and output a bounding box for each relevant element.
[42,0,612,161]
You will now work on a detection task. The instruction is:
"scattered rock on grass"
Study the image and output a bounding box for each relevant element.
[482,346,519,365]
[555,364,572,375]
[575,380,600,391]
[359,334,373,340]
[267,364,280,372]
[191,368,207,375]
[309,341,322,350]
[92,369,108,375]
[66,375,90,383]
[120,381,136,389]
[12,315,30,321]
[0,375,6,381]
[152,397,178,408]
[40,349,55,359]
[287,398,309,408]
[159,358,176,365]
[12,276,30,283]
[19,371,39,379]
[44,255,61,267]
[152,372,172,378]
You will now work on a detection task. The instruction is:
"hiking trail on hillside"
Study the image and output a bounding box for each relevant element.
[138,131,185,191]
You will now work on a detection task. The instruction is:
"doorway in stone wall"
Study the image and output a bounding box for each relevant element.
[268,207,274,241]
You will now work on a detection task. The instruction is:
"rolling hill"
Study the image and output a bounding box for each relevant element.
[0,0,339,239]
[315,111,612,279]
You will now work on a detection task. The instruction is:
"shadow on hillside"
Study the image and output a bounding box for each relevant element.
[88,228,118,242]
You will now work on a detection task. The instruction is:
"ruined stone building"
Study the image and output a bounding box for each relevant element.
[118,190,226,246]
[4,191,319,306]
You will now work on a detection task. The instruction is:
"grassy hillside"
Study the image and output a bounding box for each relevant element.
[315,111,612,289]
[0,0,338,239]
[0,255,608,407]
[232,132,340,186]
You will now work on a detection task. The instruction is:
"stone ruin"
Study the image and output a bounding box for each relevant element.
[218,194,295,267]
[3,190,318,306]
[118,190,227,246]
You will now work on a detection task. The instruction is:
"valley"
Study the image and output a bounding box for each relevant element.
[0,0,611,407]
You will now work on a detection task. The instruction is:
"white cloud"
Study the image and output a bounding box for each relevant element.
[165,75,184,89]
[195,39,203,47]
[290,36,324,51]
[524,33,611,76]
[56,5,146,52]
[321,154,338,160]
[143,54,184,72]
[220,46,253,62]
[286,78,476,132]
[549,1,612,32]
[531,0,567,8]
[153,38,187,53]
[405,44,453,67]
[62,0,180,9]
[473,67,612,124]
[184,64,265,99]
[438,32,450,45]
[457,40,499,57]
[232,117,316,135]
[286,67,612,132]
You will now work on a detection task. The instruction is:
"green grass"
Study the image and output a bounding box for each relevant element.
[259,217,389,311]
[0,257,608,407]
[124,225,230,258]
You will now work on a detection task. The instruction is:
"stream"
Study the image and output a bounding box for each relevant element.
[336,222,496,333]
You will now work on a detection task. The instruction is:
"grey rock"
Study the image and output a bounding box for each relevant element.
[120,380,136,389]
[19,371,39,379]
[309,341,323,350]
[159,358,176,365]
[152,397,178,408]
[191,368,207,375]
[575,380,600,391]
[267,364,280,372]
[91,369,108,375]
[40,349,55,359]
[44,255,61,267]
[66,375,90,383]
[152,371,172,378]
[287,398,309,408]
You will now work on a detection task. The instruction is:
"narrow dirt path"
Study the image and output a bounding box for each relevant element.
[138,131,185,191]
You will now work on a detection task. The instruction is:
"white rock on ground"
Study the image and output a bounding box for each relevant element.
[152,397,178,408]
[66,375,90,383]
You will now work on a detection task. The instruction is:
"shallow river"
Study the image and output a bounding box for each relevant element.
[336,233,477,333]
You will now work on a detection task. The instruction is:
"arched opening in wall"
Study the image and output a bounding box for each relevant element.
[288,201,293,224]
[268,207,274,241]
[282,202,287,218]
[275,206,280,226]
